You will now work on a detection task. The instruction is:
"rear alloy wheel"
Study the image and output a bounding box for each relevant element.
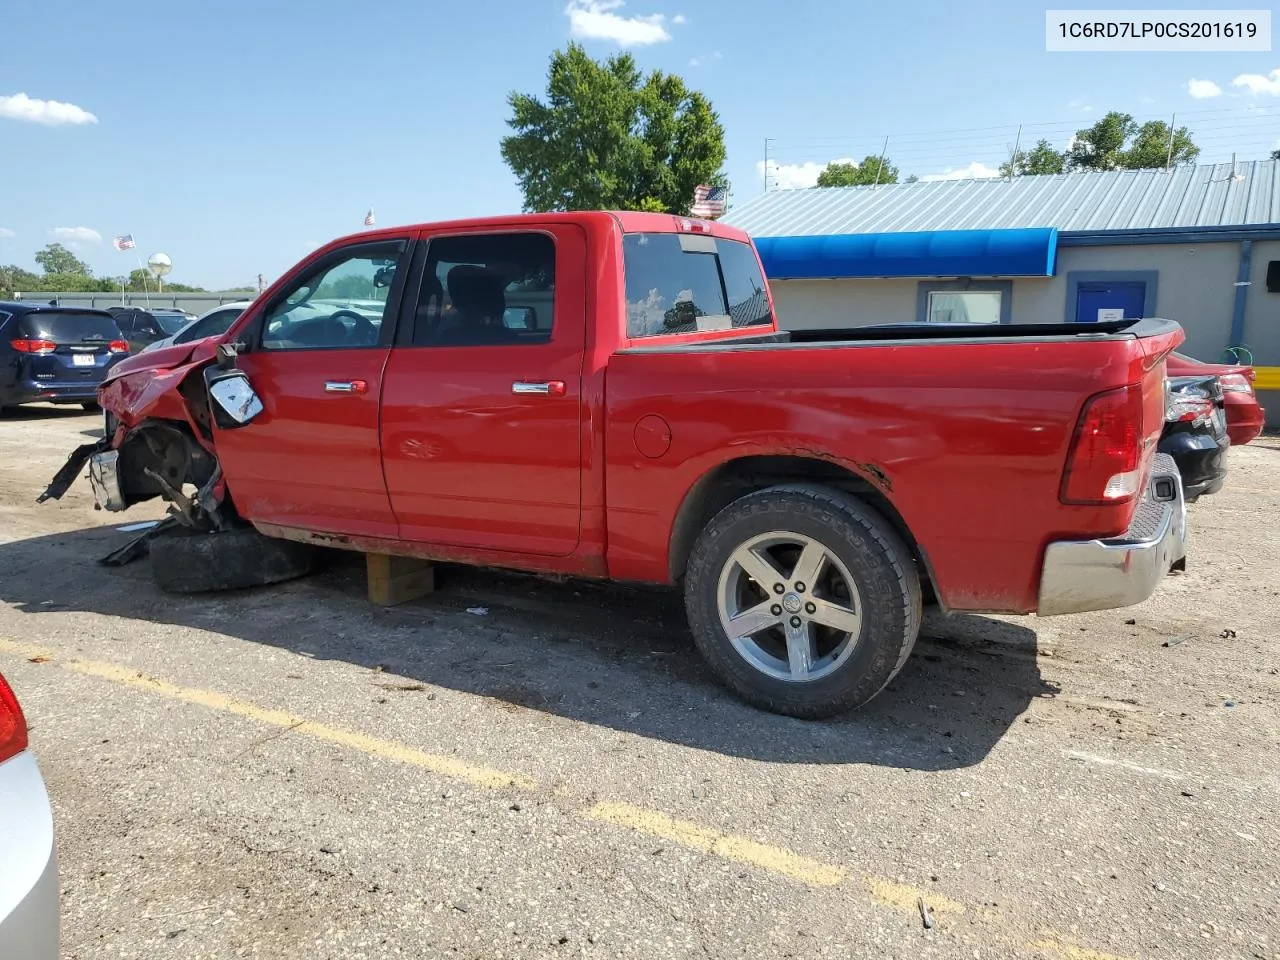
[149,525,322,594]
[684,484,921,718]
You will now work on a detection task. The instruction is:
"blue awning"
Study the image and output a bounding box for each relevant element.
[753,227,1059,280]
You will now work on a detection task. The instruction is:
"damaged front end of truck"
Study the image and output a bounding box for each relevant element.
[37,340,262,565]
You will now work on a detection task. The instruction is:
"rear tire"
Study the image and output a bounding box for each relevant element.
[683,483,922,719]
[149,525,322,594]
[81,401,100,412]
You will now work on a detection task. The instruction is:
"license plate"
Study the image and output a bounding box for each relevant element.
[72,353,95,367]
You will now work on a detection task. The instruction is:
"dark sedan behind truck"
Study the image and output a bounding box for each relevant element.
[0,302,130,412]
[1159,374,1230,501]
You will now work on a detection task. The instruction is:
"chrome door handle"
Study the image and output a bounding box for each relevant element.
[512,380,566,396]
[324,380,368,394]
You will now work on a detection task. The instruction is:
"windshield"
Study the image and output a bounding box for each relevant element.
[151,312,193,335]
[18,310,121,342]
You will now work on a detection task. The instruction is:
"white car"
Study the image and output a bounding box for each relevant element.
[139,300,253,354]
[0,671,58,957]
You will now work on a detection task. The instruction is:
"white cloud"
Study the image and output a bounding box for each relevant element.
[0,92,98,126]
[672,13,686,24]
[0,228,14,239]
[50,226,102,244]
[920,161,1002,182]
[1232,68,1280,96]
[1068,98,1094,113]
[689,50,722,67]
[689,57,700,66]
[565,0,675,46]
[756,157,857,190]
[1187,78,1223,99]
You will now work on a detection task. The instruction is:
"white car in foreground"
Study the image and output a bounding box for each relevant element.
[0,671,58,957]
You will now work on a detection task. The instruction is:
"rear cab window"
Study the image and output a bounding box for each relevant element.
[622,232,773,341]
[18,311,122,342]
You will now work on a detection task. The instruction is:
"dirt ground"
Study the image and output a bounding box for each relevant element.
[1,404,1277,960]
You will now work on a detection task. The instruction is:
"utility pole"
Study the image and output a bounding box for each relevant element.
[873,137,890,187]
[1007,124,1023,180]
[763,138,772,192]
[257,273,265,295]
[1165,113,1176,171]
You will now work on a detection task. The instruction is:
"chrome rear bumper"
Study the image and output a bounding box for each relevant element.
[88,450,127,512]
[1037,453,1187,616]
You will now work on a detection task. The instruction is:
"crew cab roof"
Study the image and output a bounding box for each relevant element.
[321,210,755,251]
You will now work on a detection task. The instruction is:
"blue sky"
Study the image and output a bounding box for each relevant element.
[1,0,1278,289]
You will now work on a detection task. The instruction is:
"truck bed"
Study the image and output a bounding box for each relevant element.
[618,317,1172,352]
[603,316,1181,614]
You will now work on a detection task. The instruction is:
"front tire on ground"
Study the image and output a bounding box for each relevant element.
[149,525,322,594]
[683,483,922,719]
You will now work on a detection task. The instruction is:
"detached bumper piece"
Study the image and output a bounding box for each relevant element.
[1037,453,1187,616]
[35,438,110,503]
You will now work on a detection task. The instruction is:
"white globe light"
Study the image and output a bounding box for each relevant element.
[147,253,172,278]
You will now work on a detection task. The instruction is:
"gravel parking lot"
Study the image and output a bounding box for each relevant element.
[2,405,1277,960]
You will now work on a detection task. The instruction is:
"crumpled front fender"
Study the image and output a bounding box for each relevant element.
[101,361,207,431]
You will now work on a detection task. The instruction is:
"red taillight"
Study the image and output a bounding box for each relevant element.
[0,672,28,764]
[10,338,57,355]
[1061,384,1145,505]
[109,339,130,354]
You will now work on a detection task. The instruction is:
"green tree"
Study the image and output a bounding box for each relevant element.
[815,156,900,187]
[34,242,92,277]
[1122,119,1199,170]
[39,272,110,293]
[1066,111,1198,171]
[0,265,42,298]
[500,43,728,215]
[1269,148,1279,161]
[1000,139,1067,178]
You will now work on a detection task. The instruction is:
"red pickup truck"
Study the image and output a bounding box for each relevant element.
[41,211,1189,718]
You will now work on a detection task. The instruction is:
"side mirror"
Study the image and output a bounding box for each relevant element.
[204,367,263,430]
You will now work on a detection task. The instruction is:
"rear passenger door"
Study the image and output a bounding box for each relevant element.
[379,225,587,556]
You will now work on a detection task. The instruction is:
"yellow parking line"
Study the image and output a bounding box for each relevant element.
[0,637,534,792]
[1030,933,1137,960]
[0,636,1141,959]
[585,801,847,887]
[862,876,965,918]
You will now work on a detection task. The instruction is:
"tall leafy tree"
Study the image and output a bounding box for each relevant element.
[501,43,727,214]
[1000,139,1066,177]
[34,242,92,276]
[816,156,900,187]
[1066,111,1198,171]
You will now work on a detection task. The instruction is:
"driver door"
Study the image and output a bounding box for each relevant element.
[209,237,410,538]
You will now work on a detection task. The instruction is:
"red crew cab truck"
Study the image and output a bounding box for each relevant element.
[42,211,1188,718]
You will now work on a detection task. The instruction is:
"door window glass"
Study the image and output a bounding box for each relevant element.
[411,232,556,347]
[261,242,404,350]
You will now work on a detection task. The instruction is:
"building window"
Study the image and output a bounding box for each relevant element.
[926,290,1002,323]
[916,280,1013,324]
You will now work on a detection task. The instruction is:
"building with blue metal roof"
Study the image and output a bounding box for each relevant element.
[722,160,1280,422]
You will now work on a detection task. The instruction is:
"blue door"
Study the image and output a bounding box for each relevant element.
[1075,281,1147,322]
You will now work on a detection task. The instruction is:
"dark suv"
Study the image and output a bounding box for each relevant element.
[106,307,196,353]
[0,302,130,412]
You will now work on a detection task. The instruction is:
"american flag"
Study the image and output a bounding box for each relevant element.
[690,185,727,219]
[112,234,136,250]
[363,209,376,226]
